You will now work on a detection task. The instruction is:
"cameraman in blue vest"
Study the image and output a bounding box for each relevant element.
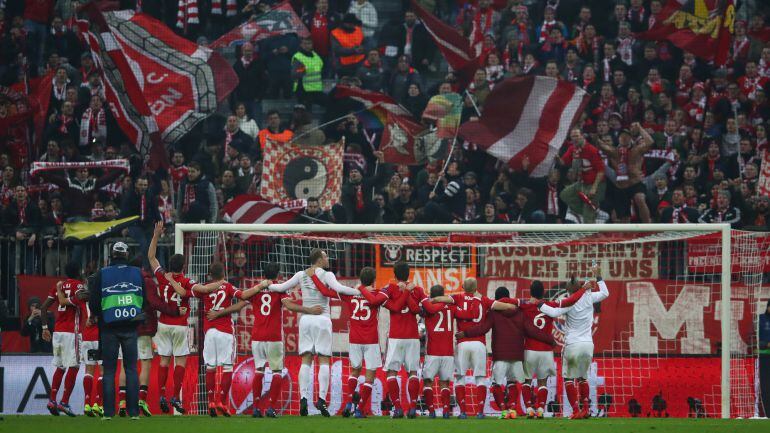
[88,242,146,420]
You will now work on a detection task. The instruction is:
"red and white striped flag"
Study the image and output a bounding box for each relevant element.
[459,76,590,177]
[222,195,299,224]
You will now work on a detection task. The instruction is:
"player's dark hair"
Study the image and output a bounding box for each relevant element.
[530,280,545,299]
[430,284,445,298]
[495,286,509,300]
[169,254,186,273]
[309,248,324,265]
[393,261,410,281]
[209,262,225,279]
[264,262,280,280]
[65,262,80,279]
[360,267,376,286]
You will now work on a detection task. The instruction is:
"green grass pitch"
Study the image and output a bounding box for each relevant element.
[3,416,770,433]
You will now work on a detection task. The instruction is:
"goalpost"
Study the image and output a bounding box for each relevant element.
[174,223,767,419]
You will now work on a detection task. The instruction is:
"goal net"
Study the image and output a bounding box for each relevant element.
[175,223,770,419]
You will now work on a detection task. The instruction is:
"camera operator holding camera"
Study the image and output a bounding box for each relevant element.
[87,242,148,420]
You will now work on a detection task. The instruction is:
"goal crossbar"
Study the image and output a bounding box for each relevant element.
[174,222,733,418]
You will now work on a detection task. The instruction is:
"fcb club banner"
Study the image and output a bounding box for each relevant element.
[482,243,659,281]
[211,1,310,48]
[0,354,746,418]
[259,140,343,210]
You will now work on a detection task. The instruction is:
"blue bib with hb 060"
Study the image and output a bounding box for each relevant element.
[100,264,144,324]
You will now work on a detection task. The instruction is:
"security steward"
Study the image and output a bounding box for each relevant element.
[88,241,146,420]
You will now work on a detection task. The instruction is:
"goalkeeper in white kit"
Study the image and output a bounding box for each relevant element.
[538,263,608,419]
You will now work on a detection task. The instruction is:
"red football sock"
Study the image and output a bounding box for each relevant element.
[50,367,65,401]
[220,371,232,406]
[158,365,169,397]
[173,365,186,398]
[407,376,420,410]
[205,370,216,404]
[508,382,522,413]
[360,382,373,414]
[95,376,103,405]
[578,379,590,407]
[139,385,148,402]
[476,384,487,414]
[536,386,548,409]
[387,377,400,408]
[521,383,532,408]
[61,366,79,404]
[440,388,451,413]
[346,376,358,404]
[83,374,93,406]
[565,380,580,412]
[423,387,435,411]
[252,372,264,406]
[491,384,505,410]
[455,384,466,413]
[118,387,126,402]
[268,373,283,409]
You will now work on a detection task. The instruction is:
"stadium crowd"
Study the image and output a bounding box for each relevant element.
[0,0,769,283]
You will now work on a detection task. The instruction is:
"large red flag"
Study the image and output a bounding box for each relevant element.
[211,1,309,48]
[334,85,413,117]
[459,76,590,177]
[410,0,487,89]
[379,112,426,165]
[637,0,735,66]
[222,195,300,224]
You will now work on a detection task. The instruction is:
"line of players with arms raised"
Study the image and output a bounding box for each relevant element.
[42,220,609,419]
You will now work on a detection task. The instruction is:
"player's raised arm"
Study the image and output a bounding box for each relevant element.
[268,271,302,293]
[589,264,609,303]
[148,221,164,271]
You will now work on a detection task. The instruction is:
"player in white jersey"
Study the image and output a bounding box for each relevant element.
[538,264,609,419]
[266,248,360,416]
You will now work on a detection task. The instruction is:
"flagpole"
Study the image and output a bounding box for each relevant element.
[289,105,376,144]
[431,126,461,194]
[465,89,482,117]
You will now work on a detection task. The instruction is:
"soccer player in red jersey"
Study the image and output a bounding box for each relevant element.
[381,261,423,418]
[515,279,586,418]
[420,284,477,419]
[457,286,555,420]
[312,266,388,418]
[62,279,102,417]
[212,262,323,418]
[40,262,83,417]
[148,222,208,414]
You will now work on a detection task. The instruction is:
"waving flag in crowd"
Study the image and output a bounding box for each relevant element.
[222,195,300,224]
[637,0,735,66]
[260,140,344,210]
[410,0,488,89]
[211,1,310,48]
[421,92,463,139]
[334,84,413,130]
[78,5,237,169]
[459,76,590,177]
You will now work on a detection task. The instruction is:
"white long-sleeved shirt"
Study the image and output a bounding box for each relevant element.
[268,268,360,317]
[539,280,609,346]
[348,1,378,38]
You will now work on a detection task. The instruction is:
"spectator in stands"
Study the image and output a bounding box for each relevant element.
[220,114,256,164]
[292,37,325,109]
[379,9,433,72]
[262,34,299,99]
[348,0,378,46]
[234,102,259,140]
[387,55,422,104]
[258,110,294,150]
[219,170,241,205]
[402,82,428,118]
[119,176,160,262]
[4,185,41,273]
[356,49,386,91]
[177,161,218,224]
[231,42,264,121]
[699,189,742,227]
[295,196,331,223]
[291,105,326,146]
[333,151,386,223]
[558,127,606,223]
[303,0,341,78]
[236,153,258,194]
[331,13,365,77]
[659,187,700,223]
[45,101,78,144]
[21,296,54,353]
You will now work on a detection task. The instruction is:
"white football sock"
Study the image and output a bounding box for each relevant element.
[299,363,311,401]
[318,364,330,402]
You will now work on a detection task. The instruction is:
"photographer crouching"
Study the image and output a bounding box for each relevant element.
[87,242,147,420]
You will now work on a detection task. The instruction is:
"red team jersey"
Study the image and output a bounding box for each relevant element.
[452,293,495,344]
[72,296,98,341]
[421,302,460,356]
[47,279,83,333]
[518,301,556,351]
[250,286,288,342]
[198,281,243,334]
[381,283,422,340]
[154,266,196,326]
[340,286,388,345]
